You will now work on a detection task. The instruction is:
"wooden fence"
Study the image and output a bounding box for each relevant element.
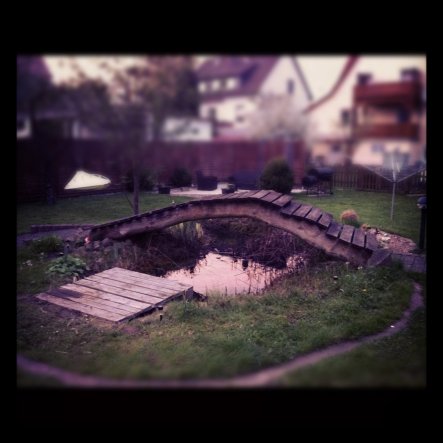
[332,165,426,194]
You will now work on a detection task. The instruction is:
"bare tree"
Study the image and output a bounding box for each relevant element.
[62,56,198,215]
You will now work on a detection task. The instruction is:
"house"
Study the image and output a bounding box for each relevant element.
[161,116,213,141]
[304,55,426,168]
[195,56,313,139]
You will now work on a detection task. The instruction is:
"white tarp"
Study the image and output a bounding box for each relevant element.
[64,170,111,190]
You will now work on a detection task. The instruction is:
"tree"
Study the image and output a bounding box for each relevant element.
[17,56,60,204]
[247,94,311,143]
[62,56,198,215]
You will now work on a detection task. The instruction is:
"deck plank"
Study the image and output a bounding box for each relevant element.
[36,293,125,322]
[104,268,191,290]
[61,283,151,310]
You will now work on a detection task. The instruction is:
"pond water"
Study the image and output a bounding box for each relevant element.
[165,252,305,295]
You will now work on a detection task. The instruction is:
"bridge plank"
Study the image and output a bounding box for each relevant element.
[238,190,262,199]
[339,224,355,244]
[293,204,313,219]
[225,191,251,199]
[280,200,302,216]
[305,207,323,223]
[272,195,293,207]
[326,222,343,238]
[260,191,283,203]
[352,228,366,248]
[365,233,379,251]
[251,190,271,199]
[317,212,333,229]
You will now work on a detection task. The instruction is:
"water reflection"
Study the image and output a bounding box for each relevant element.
[165,252,305,295]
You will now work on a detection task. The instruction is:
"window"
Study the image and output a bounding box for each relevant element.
[401,68,420,82]
[212,79,220,91]
[287,79,295,94]
[357,73,372,85]
[220,78,227,90]
[198,82,207,93]
[341,110,350,125]
[332,144,341,153]
[397,108,410,123]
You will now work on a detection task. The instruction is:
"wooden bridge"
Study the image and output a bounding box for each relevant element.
[89,190,380,266]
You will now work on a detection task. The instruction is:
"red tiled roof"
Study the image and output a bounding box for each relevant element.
[303,56,359,113]
[197,56,279,101]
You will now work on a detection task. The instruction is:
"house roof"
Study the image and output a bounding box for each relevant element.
[303,56,359,113]
[196,56,280,101]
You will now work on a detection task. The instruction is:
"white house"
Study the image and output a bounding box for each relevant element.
[304,55,426,168]
[196,56,313,140]
[161,117,213,141]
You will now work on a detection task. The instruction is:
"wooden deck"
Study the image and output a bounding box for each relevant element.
[36,267,193,322]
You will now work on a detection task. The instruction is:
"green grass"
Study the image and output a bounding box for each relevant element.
[17,263,420,383]
[17,193,192,234]
[277,308,426,387]
[294,189,422,243]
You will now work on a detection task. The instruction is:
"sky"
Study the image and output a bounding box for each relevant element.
[44,55,349,100]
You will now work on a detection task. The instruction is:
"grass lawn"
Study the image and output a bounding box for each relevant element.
[277,308,426,388]
[17,193,192,234]
[17,262,421,383]
[294,189,423,243]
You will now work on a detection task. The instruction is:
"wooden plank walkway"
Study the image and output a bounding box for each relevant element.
[36,267,193,322]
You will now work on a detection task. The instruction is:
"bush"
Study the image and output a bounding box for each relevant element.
[169,167,192,188]
[259,157,294,194]
[47,255,87,279]
[122,169,156,192]
[29,236,63,254]
[340,209,361,228]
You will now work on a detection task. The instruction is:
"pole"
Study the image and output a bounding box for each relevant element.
[390,180,396,221]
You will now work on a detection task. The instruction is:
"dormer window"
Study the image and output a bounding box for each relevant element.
[226,77,238,90]
[198,82,207,93]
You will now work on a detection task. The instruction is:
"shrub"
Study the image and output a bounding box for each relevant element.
[47,255,87,279]
[122,169,156,192]
[29,236,63,254]
[169,167,192,188]
[259,157,294,194]
[340,209,361,228]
